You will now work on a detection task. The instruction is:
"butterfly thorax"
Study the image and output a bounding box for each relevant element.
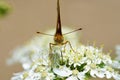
[54,33,64,44]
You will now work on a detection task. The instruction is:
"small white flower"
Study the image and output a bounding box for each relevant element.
[7,45,41,69]
[115,45,120,61]
[66,76,78,80]
[111,60,120,69]
[25,72,41,80]
[11,72,24,80]
[53,66,72,77]
[113,73,120,80]
[116,45,120,56]
[66,69,86,80]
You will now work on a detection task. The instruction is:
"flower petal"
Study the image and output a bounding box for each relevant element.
[66,76,78,80]
[53,66,72,77]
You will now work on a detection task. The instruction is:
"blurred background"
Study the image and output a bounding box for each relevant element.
[0,0,120,80]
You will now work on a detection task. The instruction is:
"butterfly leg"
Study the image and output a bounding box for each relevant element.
[49,43,56,60]
[49,43,58,68]
[60,49,64,64]
[63,41,76,53]
[62,43,66,53]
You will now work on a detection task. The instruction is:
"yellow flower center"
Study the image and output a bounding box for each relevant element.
[107,67,114,72]
[86,51,94,60]
[23,72,28,79]
[98,53,103,59]
[35,66,45,72]
[73,54,82,63]
[41,71,47,78]
[90,63,97,69]
[37,59,43,63]
[72,69,79,75]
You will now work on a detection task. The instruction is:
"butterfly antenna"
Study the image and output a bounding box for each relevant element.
[63,28,82,35]
[55,0,62,35]
[36,31,53,36]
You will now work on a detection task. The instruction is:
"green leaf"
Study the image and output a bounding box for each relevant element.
[54,78,62,80]
[59,59,65,66]
[66,59,69,67]
[77,63,87,72]
[70,63,75,70]
[0,1,11,17]
[97,62,105,68]
[85,71,91,78]
[54,77,66,80]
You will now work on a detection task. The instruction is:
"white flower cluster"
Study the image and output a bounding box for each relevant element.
[8,27,120,80]
[115,45,120,61]
[111,45,120,69]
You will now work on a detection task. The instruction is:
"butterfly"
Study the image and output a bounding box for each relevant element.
[37,0,82,66]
